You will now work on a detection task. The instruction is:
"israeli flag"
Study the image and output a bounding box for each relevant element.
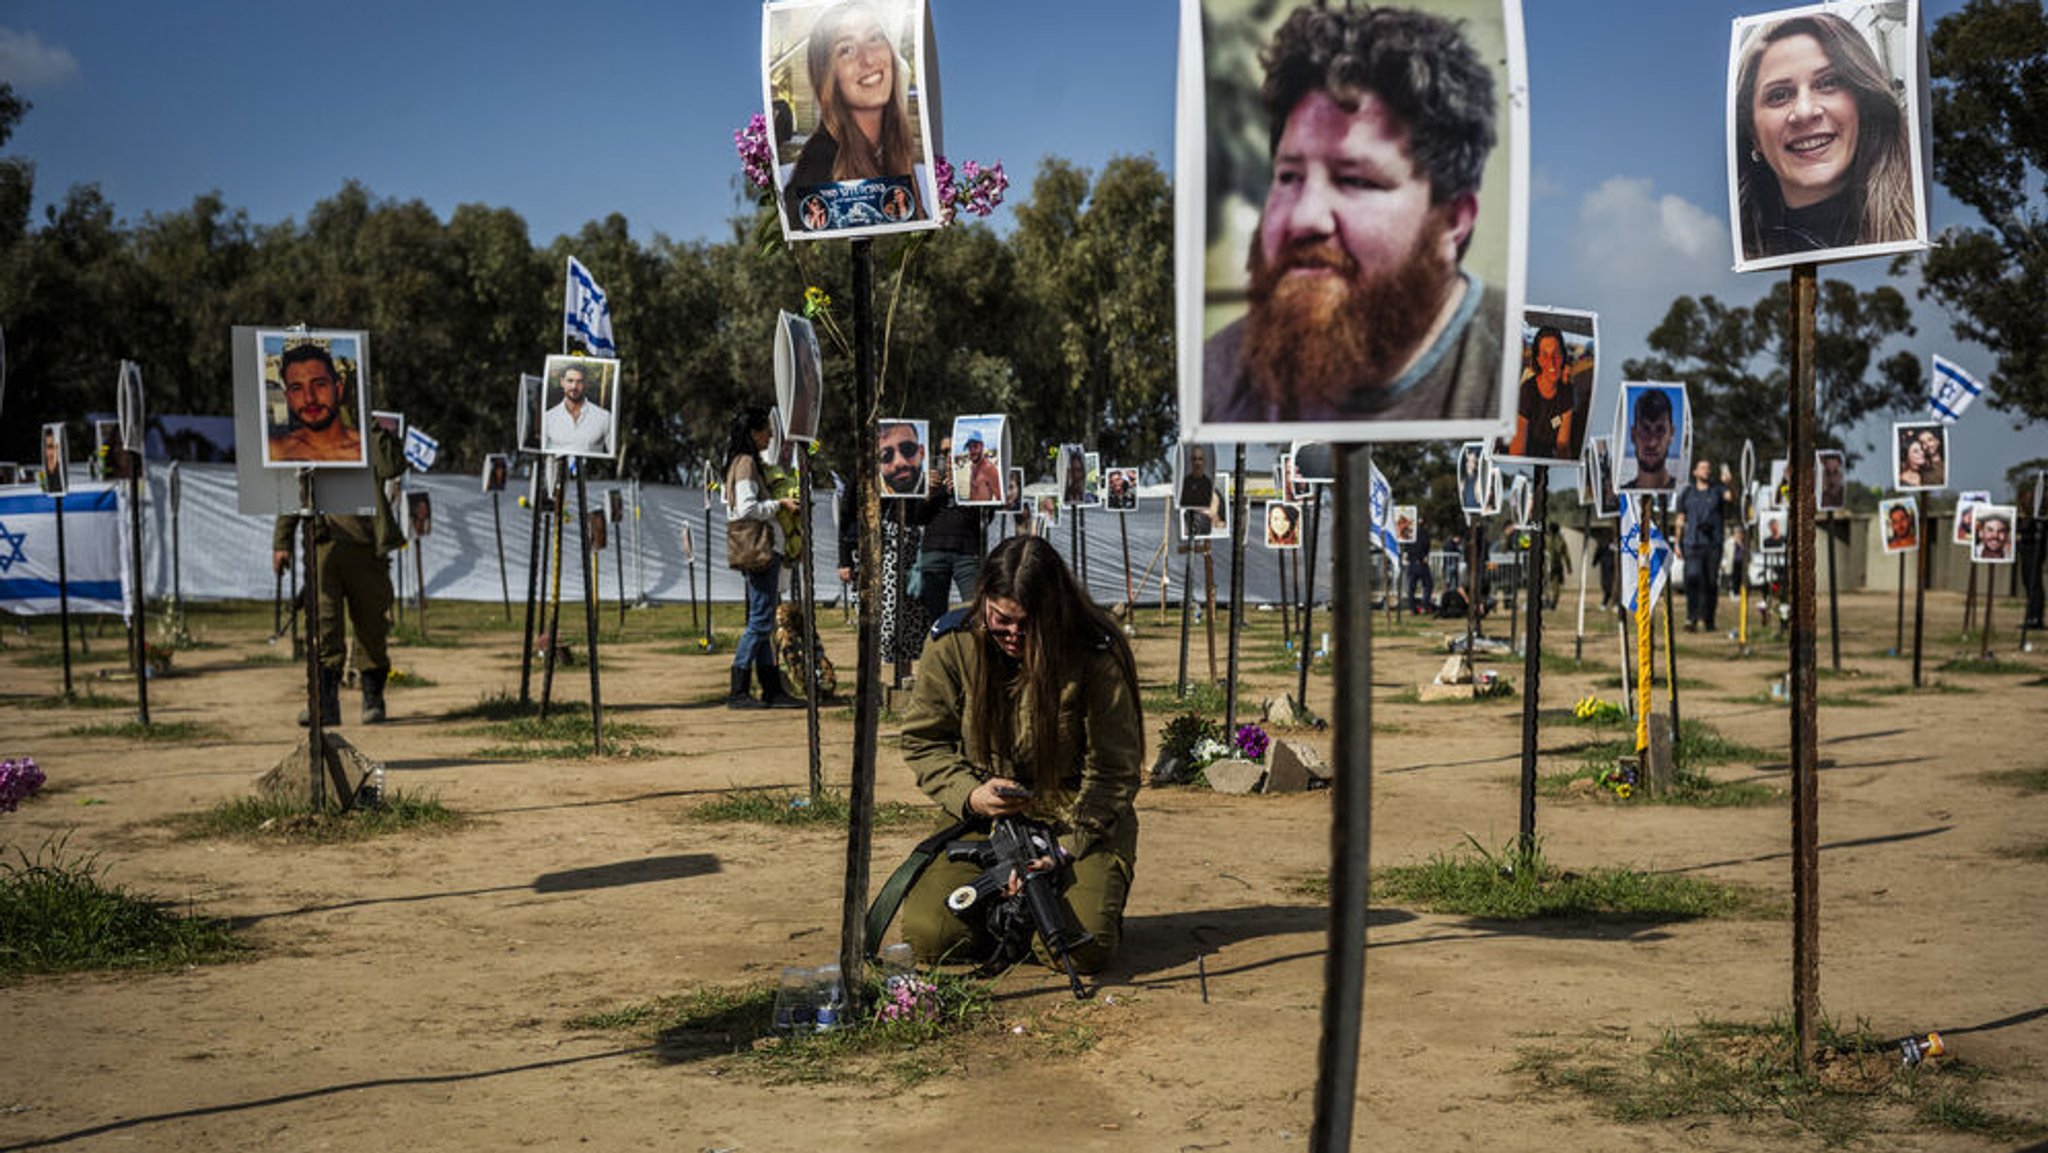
[1928,354,1982,424]
[564,256,618,357]
[403,425,440,472]
[0,484,128,616]
[1368,461,1401,558]
[1619,495,1672,614]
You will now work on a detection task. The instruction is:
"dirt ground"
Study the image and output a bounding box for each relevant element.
[2,585,2045,1153]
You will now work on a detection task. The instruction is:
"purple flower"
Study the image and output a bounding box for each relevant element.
[0,756,45,813]
[734,114,775,194]
[1232,725,1269,762]
[932,154,1008,222]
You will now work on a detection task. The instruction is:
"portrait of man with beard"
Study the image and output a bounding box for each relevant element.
[1196,2,1519,434]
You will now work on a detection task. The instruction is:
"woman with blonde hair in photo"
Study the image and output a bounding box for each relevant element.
[1734,12,1916,259]
[786,1,925,221]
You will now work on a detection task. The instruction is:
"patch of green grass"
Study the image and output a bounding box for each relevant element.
[1371,838,1774,921]
[1539,651,1603,675]
[1979,767,2048,794]
[1143,680,1230,715]
[167,789,461,842]
[1562,720,1774,772]
[385,668,437,688]
[18,689,137,710]
[1937,657,2040,675]
[0,837,245,980]
[688,790,942,831]
[386,621,468,648]
[574,969,1010,1087]
[459,701,663,759]
[1515,1016,2046,1147]
[1851,679,1970,696]
[1540,765,1780,808]
[1594,673,1711,690]
[1387,681,1517,704]
[62,719,226,742]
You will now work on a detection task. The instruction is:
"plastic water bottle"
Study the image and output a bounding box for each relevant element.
[1897,1031,1944,1067]
[772,966,814,1034]
[879,942,916,994]
[812,964,846,1032]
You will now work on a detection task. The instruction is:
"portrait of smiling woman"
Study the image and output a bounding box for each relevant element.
[771,0,931,233]
[1730,5,1923,266]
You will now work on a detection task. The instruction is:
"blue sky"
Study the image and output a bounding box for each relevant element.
[5,0,2039,493]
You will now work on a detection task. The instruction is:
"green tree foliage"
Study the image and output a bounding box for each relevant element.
[0,99,1181,487]
[1621,279,1919,470]
[1915,0,2048,422]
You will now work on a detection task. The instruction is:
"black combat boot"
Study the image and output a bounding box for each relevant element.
[298,667,344,727]
[361,669,389,724]
[727,665,766,709]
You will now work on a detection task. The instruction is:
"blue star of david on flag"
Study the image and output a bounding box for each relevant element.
[1368,461,1400,558]
[1927,354,1981,424]
[0,520,25,573]
[1619,495,1672,614]
[564,256,617,358]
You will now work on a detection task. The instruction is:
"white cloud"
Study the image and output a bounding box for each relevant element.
[0,28,80,88]
[1576,176,1728,283]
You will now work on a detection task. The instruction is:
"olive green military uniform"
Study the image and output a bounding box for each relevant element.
[896,618,1144,973]
[272,427,404,699]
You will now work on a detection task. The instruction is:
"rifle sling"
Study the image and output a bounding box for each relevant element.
[863,817,975,957]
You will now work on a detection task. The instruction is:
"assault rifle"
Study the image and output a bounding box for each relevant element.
[944,815,1092,999]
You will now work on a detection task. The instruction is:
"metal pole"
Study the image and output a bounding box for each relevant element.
[494,492,512,620]
[1279,539,1294,650]
[540,465,568,719]
[1175,541,1194,698]
[1662,507,1681,773]
[1787,262,1822,1073]
[1297,488,1323,708]
[55,495,73,697]
[799,454,824,800]
[1466,519,1481,700]
[127,451,149,724]
[1518,471,1547,852]
[519,468,545,706]
[614,500,627,629]
[703,501,716,649]
[1963,563,1978,637]
[1912,498,1929,688]
[840,237,880,1016]
[576,468,604,753]
[1309,444,1373,1153]
[1118,511,1135,614]
[1825,512,1841,671]
[1225,446,1249,732]
[299,472,326,809]
[1573,505,1591,662]
[413,537,429,641]
[1979,564,1995,661]
[1202,540,1219,685]
[1894,550,1906,655]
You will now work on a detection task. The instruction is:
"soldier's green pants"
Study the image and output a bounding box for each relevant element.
[899,838,1131,975]
[315,538,393,677]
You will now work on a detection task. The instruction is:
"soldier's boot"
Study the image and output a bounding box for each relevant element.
[298,667,345,727]
[727,666,766,710]
[361,669,389,725]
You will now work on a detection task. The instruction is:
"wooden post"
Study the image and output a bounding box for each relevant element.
[1825,512,1841,671]
[839,238,880,1016]
[1912,499,1929,688]
[539,464,568,719]
[1175,540,1194,698]
[1787,262,1822,1073]
[299,472,325,809]
[54,494,73,697]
